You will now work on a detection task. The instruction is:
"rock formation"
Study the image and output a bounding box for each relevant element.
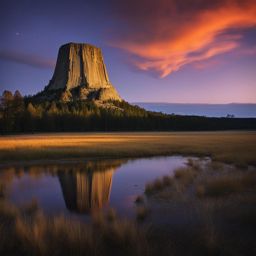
[44,43,122,102]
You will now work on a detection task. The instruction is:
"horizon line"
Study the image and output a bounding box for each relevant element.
[132,102,256,105]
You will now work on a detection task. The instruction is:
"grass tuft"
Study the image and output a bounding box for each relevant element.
[174,167,198,185]
[145,175,173,195]
[136,206,149,222]
[106,208,117,222]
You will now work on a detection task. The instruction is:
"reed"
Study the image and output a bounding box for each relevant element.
[0,201,149,256]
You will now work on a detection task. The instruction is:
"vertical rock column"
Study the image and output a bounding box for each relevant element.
[46,43,122,101]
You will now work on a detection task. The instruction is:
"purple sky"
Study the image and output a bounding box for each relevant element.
[0,0,256,103]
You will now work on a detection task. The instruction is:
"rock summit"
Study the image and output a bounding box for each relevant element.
[43,43,122,102]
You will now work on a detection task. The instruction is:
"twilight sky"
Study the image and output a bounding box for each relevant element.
[0,0,256,103]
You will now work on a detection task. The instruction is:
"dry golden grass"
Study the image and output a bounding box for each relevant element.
[196,172,256,198]
[143,158,256,202]
[0,200,149,256]
[0,131,256,166]
[139,160,256,255]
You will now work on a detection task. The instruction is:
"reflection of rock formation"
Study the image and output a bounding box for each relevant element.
[58,160,124,213]
[0,159,126,213]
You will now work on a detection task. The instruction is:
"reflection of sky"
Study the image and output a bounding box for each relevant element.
[110,157,187,217]
[0,0,255,103]
[2,156,187,219]
[9,174,69,216]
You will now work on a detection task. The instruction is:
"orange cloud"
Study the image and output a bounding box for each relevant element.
[111,0,256,77]
[134,41,238,77]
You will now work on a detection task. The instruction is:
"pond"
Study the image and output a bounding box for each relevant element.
[0,156,191,219]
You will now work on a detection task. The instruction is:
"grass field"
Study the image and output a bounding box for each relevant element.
[1,133,256,256]
[0,131,256,166]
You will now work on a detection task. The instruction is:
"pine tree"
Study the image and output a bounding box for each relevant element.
[48,101,58,115]
[0,91,14,132]
[27,103,37,117]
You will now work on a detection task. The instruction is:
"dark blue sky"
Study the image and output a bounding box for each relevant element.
[1,0,256,103]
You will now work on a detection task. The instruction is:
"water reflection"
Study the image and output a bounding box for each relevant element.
[0,156,187,218]
[58,162,118,213]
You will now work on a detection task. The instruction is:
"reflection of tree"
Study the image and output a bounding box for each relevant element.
[58,160,125,213]
[0,167,21,198]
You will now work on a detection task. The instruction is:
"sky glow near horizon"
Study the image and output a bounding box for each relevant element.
[0,0,256,103]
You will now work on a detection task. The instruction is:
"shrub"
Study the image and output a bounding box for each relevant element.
[174,167,197,185]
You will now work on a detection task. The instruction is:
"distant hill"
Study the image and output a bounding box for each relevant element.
[135,103,256,118]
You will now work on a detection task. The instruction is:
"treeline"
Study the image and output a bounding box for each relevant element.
[0,90,256,133]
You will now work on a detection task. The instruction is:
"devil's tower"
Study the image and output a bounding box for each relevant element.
[45,43,122,102]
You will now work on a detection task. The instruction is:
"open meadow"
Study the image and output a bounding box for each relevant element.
[0,131,256,166]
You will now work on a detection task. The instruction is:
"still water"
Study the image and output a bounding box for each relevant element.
[135,103,256,118]
[0,156,189,219]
